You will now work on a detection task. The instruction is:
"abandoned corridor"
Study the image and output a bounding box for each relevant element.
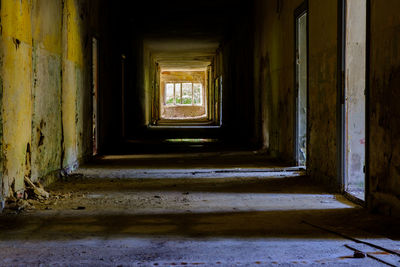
[0,0,400,266]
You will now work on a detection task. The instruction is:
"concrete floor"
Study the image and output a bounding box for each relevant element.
[0,152,399,266]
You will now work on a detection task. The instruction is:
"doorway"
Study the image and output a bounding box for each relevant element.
[295,3,308,167]
[215,76,223,126]
[92,38,99,155]
[344,0,366,200]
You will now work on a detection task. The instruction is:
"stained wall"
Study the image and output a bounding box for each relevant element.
[253,0,303,158]
[0,0,104,199]
[254,0,339,189]
[307,0,339,189]
[369,0,400,216]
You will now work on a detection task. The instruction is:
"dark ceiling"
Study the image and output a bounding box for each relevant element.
[111,0,252,70]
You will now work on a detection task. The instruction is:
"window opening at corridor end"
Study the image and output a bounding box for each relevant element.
[165,82,203,106]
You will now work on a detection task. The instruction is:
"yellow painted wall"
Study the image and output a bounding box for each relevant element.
[1,0,33,196]
[0,0,99,198]
[31,0,63,183]
[62,0,93,168]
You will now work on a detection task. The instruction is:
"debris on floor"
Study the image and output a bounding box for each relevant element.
[353,251,366,258]
[24,177,50,200]
[4,199,32,212]
[2,177,55,213]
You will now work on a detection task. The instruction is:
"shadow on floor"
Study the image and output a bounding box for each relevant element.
[53,176,325,194]
[85,152,291,170]
[0,208,399,241]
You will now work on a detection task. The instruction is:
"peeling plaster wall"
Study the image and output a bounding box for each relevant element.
[62,0,80,168]
[31,0,63,183]
[369,0,400,216]
[0,0,103,199]
[0,0,33,197]
[62,0,93,168]
[254,0,339,189]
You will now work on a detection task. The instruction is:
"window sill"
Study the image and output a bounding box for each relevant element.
[164,104,204,107]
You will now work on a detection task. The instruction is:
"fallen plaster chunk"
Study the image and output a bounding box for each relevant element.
[24,177,50,200]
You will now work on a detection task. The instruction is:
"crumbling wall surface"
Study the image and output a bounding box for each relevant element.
[307,0,339,189]
[0,0,33,197]
[0,0,102,199]
[253,0,303,158]
[369,0,400,216]
[62,0,80,168]
[31,0,63,183]
[62,0,94,168]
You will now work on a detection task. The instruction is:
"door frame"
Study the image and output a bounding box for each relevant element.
[338,0,370,205]
[294,1,309,167]
[92,37,100,156]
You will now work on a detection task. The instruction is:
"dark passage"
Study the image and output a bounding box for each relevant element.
[0,0,400,266]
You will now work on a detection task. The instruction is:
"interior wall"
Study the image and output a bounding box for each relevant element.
[31,0,63,183]
[0,0,104,199]
[211,50,222,126]
[62,0,95,170]
[253,0,303,158]
[95,1,123,153]
[126,41,158,133]
[254,0,339,189]
[307,0,339,189]
[0,0,33,197]
[369,0,400,216]
[119,36,142,140]
[219,1,255,145]
[144,46,157,126]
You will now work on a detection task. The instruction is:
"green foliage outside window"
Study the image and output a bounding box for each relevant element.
[165,82,202,106]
